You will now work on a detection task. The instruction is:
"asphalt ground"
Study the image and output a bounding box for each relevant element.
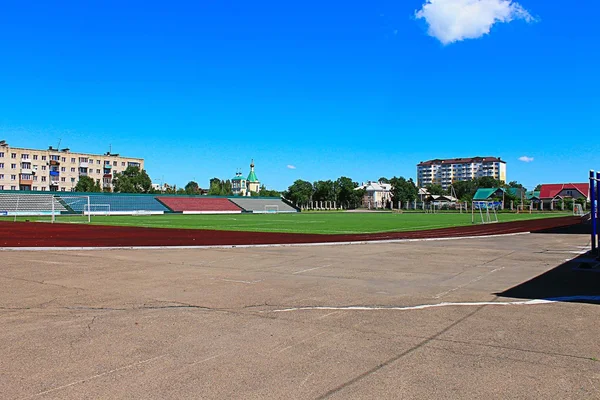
[1,232,599,399]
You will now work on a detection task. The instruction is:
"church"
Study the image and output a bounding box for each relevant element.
[231,160,260,196]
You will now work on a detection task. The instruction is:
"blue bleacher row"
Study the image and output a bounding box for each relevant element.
[0,193,299,214]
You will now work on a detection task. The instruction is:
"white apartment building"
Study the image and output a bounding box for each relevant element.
[0,140,144,192]
[417,157,507,190]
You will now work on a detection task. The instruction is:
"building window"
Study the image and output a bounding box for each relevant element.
[21,154,29,159]
[121,162,125,166]
[33,186,37,191]
[0,163,3,168]
[89,159,94,163]
[0,185,3,190]
[50,155,59,161]
[0,152,3,157]
[113,161,117,166]
[71,177,75,182]
[11,153,16,159]
[41,187,46,191]
[96,169,100,174]
[61,167,66,172]
[11,186,16,190]
[61,177,66,182]
[42,156,47,161]
[97,160,101,164]
[11,164,16,169]
[71,168,75,172]
[0,174,3,179]
[61,187,66,191]
[33,155,38,160]
[21,174,32,180]
[10,175,16,180]
[42,176,47,182]
[42,165,47,171]
[61,157,66,162]
[33,176,37,181]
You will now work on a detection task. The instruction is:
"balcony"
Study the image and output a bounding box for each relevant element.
[103,174,112,178]
[79,172,88,177]
[103,164,112,169]
[19,177,33,185]
[49,170,60,177]
[20,168,33,175]
[79,162,89,168]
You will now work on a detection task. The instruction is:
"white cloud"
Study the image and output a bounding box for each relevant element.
[415,0,535,45]
[287,165,296,170]
[518,156,534,163]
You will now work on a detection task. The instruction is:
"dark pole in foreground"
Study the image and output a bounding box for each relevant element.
[591,170,597,254]
[597,171,600,258]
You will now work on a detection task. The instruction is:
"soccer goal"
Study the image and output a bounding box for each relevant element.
[472,201,499,224]
[0,193,91,223]
[264,205,279,214]
[84,203,110,216]
[573,203,585,216]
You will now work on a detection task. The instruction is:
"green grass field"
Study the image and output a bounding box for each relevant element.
[3,211,574,235]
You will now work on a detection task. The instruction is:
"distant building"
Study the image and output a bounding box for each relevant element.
[417,157,506,190]
[539,183,589,205]
[355,181,392,208]
[0,140,143,192]
[232,160,261,196]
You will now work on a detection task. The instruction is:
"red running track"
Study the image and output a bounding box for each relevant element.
[0,216,583,248]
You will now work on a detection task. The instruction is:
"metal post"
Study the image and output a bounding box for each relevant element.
[596,171,600,257]
[591,170,597,254]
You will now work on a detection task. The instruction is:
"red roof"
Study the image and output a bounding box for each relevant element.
[417,156,504,167]
[539,183,589,199]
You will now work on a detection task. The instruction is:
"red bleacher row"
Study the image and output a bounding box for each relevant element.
[157,197,243,213]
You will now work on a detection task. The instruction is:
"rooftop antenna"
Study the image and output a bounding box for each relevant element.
[57,138,61,151]
[109,144,112,154]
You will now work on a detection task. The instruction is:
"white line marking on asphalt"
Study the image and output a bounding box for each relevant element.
[214,278,262,285]
[0,232,531,251]
[22,355,166,399]
[267,296,600,313]
[434,267,505,299]
[293,264,331,275]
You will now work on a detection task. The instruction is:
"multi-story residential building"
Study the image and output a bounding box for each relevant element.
[0,140,144,192]
[417,156,506,190]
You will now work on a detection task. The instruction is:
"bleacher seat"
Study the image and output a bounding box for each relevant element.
[0,194,66,213]
[157,197,242,213]
[228,197,299,213]
[59,194,169,213]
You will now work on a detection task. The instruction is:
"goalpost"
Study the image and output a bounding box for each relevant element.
[472,201,499,224]
[573,203,584,216]
[84,203,110,216]
[52,195,91,223]
[264,205,279,214]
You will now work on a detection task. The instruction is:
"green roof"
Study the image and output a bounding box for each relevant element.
[247,170,258,182]
[473,188,505,200]
[231,175,244,181]
[526,190,540,200]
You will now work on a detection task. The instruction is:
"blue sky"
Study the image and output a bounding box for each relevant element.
[0,0,598,191]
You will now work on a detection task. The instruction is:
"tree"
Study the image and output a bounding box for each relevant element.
[74,175,101,193]
[477,176,502,189]
[507,181,525,190]
[426,184,445,196]
[336,176,362,209]
[284,180,314,205]
[259,184,280,197]
[313,180,336,202]
[378,177,390,184]
[390,177,418,205]
[184,181,200,195]
[112,166,152,193]
[534,184,542,191]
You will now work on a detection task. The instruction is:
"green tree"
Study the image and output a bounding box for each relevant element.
[207,178,233,196]
[476,176,503,189]
[259,184,280,197]
[336,176,362,209]
[184,181,200,195]
[426,184,445,195]
[534,184,542,191]
[313,180,336,202]
[390,177,418,205]
[378,177,390,184]
[284,180,314,205]
[112,166,152,193]
[74,175,101,192]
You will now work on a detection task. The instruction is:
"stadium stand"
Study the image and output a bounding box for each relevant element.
[0,193,67,214]
[157,197,243,213]
[228,197,299,213]
[59,194,169,214]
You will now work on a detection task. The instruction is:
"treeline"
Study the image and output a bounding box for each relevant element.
[283,177,365,209]
[207,178,281,197]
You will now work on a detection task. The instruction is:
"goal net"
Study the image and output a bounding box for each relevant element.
[472,201,499,224]
[573,203,584,216]
[84,203,110,216]
[264,205,279,214]
[0,193,91,223]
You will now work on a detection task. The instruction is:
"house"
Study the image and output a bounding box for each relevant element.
[356,181,392,208]
[539,183,589,205]
[473,188,506,201]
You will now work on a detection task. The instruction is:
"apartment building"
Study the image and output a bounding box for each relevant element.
[417,157,506,190]
[0,140,144,192]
